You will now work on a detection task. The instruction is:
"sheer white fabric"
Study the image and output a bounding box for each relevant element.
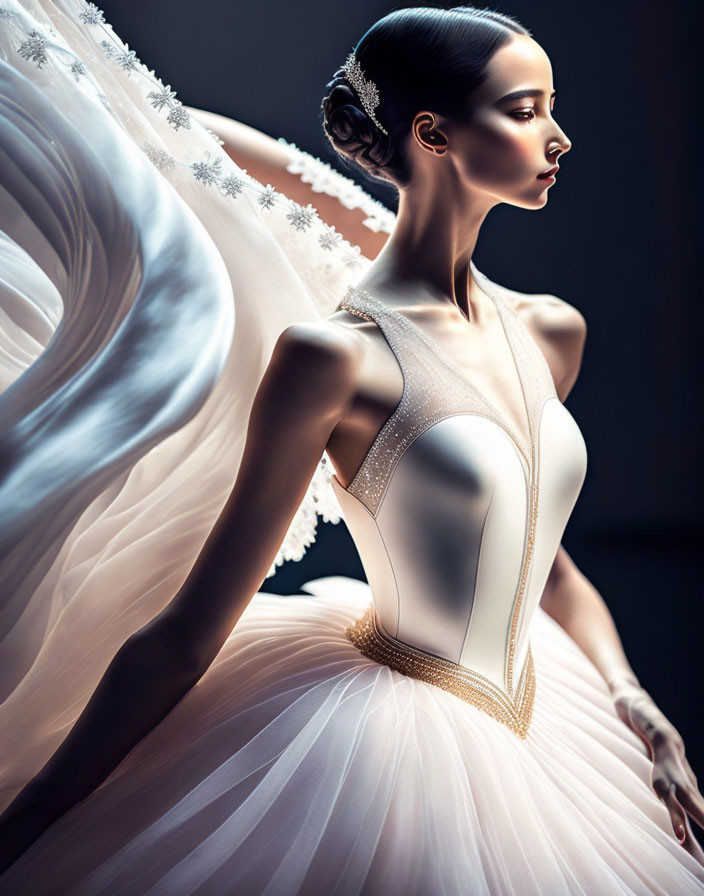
[0,0,369,717]
[279,137,397,234]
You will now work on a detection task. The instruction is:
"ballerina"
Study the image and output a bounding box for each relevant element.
[1,2,703,893]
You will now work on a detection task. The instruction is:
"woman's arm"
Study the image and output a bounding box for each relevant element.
[539,546,640,691]
[0,321,360,873]
[185,106,389,261]
[537,311,704,862]
[540,547,704,863]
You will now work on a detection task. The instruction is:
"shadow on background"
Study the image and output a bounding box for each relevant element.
[101,0,703,822]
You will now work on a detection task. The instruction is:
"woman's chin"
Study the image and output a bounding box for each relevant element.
[509,191,551,210]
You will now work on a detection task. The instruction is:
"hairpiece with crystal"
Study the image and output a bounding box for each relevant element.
[340,51,389,136]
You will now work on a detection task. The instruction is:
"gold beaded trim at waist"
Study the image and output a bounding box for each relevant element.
[346,604,535,739]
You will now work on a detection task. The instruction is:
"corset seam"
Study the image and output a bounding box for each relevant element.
[458,480,496,667]
[512,393,558,670]
[332,475,402,637]
[372,508,402,638]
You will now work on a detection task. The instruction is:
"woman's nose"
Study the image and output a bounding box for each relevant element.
[556,130,572,155]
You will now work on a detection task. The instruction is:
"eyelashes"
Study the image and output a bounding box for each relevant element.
[510,106,556,122]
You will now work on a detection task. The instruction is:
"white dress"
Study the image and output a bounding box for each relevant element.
[1,2,703,893]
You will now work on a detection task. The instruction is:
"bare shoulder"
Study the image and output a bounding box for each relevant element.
[500,285,587,402]
[268,318,365,413]
[501,283,586,341]
[275,317,365,363]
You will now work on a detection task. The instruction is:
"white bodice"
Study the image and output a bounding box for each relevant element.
[330,264,588,736]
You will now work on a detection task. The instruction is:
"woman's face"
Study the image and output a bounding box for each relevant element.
[430,35,572,209]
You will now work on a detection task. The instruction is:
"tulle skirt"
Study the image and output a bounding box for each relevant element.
[2,575,703,895]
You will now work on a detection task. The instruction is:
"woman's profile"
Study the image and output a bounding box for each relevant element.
[0,1,703,892]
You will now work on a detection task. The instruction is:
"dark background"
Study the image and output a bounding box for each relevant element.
[100,0,703,807]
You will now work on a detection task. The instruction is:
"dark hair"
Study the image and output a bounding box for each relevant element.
[320,5,531,187]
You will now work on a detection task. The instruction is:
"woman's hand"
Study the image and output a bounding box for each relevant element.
[612,679,704,865]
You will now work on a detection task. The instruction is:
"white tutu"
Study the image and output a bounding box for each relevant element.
[0,578,702,894]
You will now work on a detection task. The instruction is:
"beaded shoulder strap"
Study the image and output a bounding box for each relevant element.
[335,284,538,518]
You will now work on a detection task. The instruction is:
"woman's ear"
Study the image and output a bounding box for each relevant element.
[411,112,448,155]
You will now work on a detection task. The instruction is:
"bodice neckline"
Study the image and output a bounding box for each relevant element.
[334,263,538,472]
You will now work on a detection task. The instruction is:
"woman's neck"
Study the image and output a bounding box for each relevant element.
[357,184,496,323]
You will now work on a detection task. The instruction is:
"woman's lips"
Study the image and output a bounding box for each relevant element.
[537,165,559,179]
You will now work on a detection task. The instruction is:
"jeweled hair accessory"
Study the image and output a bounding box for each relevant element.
[340,51,388,136]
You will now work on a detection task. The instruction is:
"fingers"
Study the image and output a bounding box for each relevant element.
[682,755,699,790]
[671,736,698,790]
[688,832,704,869]
[674,779,704,831]
[655,780,688,843]
[680,816,704,869]
[653,768,704,849]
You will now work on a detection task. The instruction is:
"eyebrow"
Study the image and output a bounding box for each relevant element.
[496,89,556,103]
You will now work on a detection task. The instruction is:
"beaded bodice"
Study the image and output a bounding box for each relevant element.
[330,265,588,738]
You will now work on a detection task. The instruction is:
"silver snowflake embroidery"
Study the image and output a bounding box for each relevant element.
[220,175,245,198]
[257,184,278,211]
[18,31,49,68]
[146,84,177,112]
[318,226,342,251]
[70,60,87,81]
[143,142,176,172]
[343,246,363,269]
[115,48,139,75]
[0,9,17,20]
[100,40,115,60]
[286,201,317,232]
[191,156,223,186]
[79,2,105,25]
[166,104,191,131]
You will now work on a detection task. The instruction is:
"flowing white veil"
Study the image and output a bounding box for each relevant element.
[0,0,394,803]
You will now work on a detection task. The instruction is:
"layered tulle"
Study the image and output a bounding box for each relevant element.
[1,578,703,894]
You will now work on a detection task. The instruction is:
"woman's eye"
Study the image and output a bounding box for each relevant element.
[512,108,535,121]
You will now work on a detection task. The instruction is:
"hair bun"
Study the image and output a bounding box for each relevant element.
[321,74,393,181]
[322,78,373,143]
